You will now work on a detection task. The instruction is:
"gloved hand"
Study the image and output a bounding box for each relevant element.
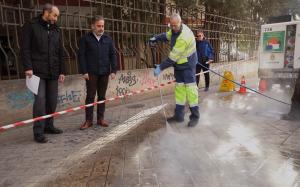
[154,65,161,77]
[149,36,156,42]
[148,36,157,46]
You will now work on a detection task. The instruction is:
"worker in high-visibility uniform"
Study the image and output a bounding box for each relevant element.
[150,13,199,127]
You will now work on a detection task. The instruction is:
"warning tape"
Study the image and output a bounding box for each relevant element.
[0,81,177,132]
[0,62,250,132]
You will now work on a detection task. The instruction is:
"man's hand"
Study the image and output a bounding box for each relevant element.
[206,60,213,64]
[59,74,65,83]
[83,73,89,80]
[110,73,116,80]
[149,36,156,42]
[148,36,157,46]
[25,70,33,78]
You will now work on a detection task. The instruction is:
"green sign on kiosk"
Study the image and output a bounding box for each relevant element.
[263,31,285,52]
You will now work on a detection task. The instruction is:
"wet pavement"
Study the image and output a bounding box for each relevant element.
[1,82,300,187]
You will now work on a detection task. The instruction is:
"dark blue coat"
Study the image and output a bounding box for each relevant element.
[196,40,214,64]
[78,32,117,75]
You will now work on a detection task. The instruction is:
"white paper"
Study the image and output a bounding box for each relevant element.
[26,75,40,95]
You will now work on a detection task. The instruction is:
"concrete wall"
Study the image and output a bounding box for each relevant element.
[0,60,258,126]
[199,60,258,88]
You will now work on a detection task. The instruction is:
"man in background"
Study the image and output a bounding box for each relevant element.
[78,16,117,130]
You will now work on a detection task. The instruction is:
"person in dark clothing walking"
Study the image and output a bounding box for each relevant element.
[21,3,65,143]
[78,15,117,130]
[195,29,214,91]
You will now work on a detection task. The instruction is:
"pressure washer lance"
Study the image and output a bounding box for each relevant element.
[148,40,169,125]
[197,63,291,106]
[156,71,168,125]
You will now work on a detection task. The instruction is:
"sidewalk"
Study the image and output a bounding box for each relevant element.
[0,86,177,187]
[2,81,300,187]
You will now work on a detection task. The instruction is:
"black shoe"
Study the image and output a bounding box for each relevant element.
[34,134,48,143]
[204,87,209,92]
[167,116,184,123]
[44,127,63,134]
[187,118,199,127]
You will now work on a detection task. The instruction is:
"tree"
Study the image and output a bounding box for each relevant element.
[173,0,197,8]
[173,0,300,22]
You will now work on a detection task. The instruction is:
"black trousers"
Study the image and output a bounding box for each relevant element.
[33,79,58,135]
[196,62,210,88]
[85,74,109,121]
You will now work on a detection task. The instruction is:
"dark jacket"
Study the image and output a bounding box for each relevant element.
[78,32,117,75]
[21,15,65,79]
[196,40,214,64]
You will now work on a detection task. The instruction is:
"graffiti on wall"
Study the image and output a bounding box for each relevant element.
[113,70,175,96]
[118,71,138,86]
[140,70,156,87]
[57,90,83,106]
[6,89,84,109]
[115,85,130,96]
[6,90,34,110]
[162,72,175,81]
[115,71,139,96]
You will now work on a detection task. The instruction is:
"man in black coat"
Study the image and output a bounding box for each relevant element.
[21,3,65,143]
[78,15,117,130]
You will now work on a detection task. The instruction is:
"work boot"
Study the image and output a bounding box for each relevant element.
[34,134,48,143]
[97,119,109,127]
[167,116,184,123]
[187,118,199,127]
[44,127,63,134]
[80,121,93,130]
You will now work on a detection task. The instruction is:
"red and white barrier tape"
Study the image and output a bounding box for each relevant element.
[0,61,251,132]
[0,81,175,132]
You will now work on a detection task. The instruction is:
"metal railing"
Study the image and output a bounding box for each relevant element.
[0,0,260,80]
